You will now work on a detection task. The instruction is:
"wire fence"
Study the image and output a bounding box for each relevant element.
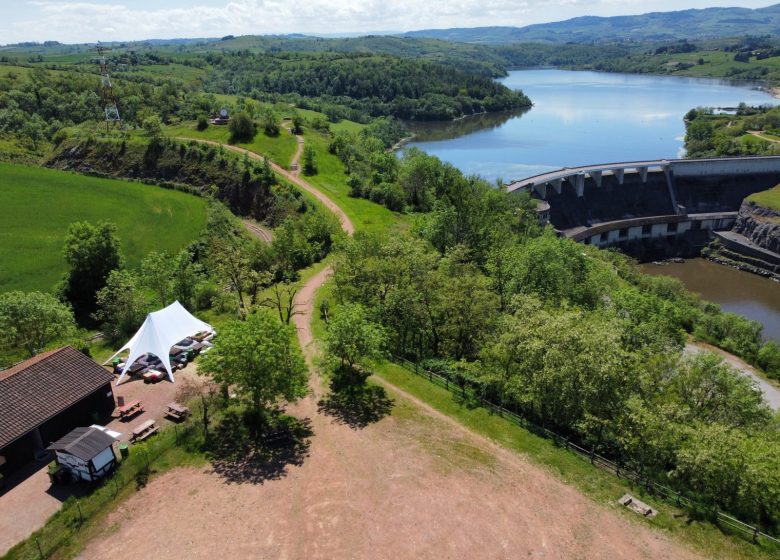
[4,416,199,560]
[389,354,780,548]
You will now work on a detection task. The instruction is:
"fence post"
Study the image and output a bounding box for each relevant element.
[589,448,595,464]
[113,473,119,497]
[77,501,84,525]
[174,424,179,445]
[36,537,44,560]
[753,528,759,543]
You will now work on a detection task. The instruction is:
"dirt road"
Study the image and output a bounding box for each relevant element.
[176,137,354,235]
[241,219,273,243]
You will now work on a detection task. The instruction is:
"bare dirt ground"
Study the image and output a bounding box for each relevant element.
[77,376,703,560]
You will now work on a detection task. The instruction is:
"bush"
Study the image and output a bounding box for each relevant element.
[758,340,780,380]
[228,112,255,143]
[196,116,209,131]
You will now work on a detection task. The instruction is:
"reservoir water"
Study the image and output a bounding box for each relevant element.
[406,69,778,183]
[405,69,780,340]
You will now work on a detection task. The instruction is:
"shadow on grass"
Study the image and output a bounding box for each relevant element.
[207,409,313,485]
[318,384,394,429]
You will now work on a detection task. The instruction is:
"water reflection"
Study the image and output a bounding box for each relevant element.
[641,259,780,342]
[408,109,529,142]
[405,69,779,182]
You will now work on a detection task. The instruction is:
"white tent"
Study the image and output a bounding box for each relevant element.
[105,301,214,385]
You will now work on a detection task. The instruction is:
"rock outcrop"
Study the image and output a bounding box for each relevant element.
[733,200,780,254]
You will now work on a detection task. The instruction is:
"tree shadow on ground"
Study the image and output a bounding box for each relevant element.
[318,383,394,429]
[207,409,313,485]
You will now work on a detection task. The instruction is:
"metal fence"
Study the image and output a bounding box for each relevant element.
[4,417,198,560]
[390,354,780,548]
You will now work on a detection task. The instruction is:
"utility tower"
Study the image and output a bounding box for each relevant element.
[96,42,122,131]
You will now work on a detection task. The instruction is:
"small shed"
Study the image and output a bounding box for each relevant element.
[47,427,118,482]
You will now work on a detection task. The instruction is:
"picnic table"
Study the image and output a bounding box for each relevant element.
[165,402,190,421]
[130,419,158,442]
[118,400,144,420]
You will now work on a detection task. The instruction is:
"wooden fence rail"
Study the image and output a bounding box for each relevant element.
[389,355,780,547]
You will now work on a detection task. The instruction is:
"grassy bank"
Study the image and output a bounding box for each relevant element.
[0,163,208,293]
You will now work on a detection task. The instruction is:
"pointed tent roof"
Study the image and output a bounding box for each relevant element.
[105,301,213,385]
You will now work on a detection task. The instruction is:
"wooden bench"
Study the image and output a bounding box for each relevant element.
[165,402,190,421]
[131,419,158,442]
[118,400,144,420]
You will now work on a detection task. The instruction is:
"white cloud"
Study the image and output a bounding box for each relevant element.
[1,0,774,44]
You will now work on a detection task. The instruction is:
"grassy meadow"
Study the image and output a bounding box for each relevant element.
[0,163,208,293]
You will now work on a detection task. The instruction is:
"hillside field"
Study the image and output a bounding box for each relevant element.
[0,164,208,293]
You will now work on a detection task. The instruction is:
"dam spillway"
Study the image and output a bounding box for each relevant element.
[508,156,780,258]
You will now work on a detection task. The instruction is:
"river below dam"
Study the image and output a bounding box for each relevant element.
[405,69,780,339]
[641,259,780,341]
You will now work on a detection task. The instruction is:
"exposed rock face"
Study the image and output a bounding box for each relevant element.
[733,200,780,254]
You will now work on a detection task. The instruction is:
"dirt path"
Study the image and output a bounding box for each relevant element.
[176,137,354,235]
[282,123,305,176]
[242,219,273,244]
[748,130,780,144]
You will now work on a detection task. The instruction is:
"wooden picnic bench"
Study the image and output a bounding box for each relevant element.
[165,402,190,421]
[131,419,158,442]
[118,400,144,420]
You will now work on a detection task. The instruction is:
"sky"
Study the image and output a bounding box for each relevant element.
[0,0,776,44]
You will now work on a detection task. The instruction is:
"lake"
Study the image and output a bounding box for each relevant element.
[406,69,780,340]
[406,69,778,183]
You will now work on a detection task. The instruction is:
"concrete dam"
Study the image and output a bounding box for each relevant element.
[507,156,780,259]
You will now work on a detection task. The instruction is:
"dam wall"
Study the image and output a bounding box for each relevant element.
[509,156,780,258]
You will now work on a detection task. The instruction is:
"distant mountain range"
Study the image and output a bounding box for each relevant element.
[402,4,780,44]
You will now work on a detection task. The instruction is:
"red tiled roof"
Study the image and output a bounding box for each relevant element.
[0,346,114,449]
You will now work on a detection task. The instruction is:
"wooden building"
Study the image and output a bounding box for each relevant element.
[47,427,118,482]
[0,347,115,473]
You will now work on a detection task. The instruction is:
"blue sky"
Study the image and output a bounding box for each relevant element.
[0,0,775,44]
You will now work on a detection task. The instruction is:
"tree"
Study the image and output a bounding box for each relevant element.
[198,311,307,420]
[171,249,201,309]
[259,108,280,136]
[291,112,304,135]
[142,115,162,138]
[325,303,386,375]
[59,220,124,324]
[196,115,209,131]
[228,111,255,143]
[0,291,75,356]
[261,282,301,324]
[302,145,317,175]
[141,251,173,308]
[92,270,148,343]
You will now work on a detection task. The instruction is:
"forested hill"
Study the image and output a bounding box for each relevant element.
[211,35,508,77]
[404,3,780,44]
[202,52,530,121]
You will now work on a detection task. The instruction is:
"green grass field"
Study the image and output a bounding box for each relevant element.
[303,130,408,234]
[0,163,208,293]
[748,184,780,212]
[164,122,299,167]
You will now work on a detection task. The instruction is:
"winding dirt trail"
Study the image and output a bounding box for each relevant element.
[176,137,354,235]
[82,136,713,560]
